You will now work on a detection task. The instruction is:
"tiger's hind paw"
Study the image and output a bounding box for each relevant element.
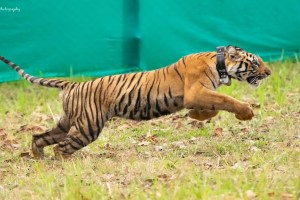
[53,145,73,160]
[31,140,44,159]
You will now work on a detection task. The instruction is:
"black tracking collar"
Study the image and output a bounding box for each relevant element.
[216,46,231,85]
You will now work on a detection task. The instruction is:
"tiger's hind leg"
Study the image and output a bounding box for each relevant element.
[188,109,219,121]
[32,117,70,158]
[53,125,102,159]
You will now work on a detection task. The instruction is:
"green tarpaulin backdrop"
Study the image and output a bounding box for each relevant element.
[1,0,300,82]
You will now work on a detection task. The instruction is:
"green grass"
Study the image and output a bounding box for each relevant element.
[1,61,300,199]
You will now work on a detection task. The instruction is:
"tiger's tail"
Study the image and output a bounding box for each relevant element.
[0,56,71,89]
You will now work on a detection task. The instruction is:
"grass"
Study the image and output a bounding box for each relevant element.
[0,61,300,199]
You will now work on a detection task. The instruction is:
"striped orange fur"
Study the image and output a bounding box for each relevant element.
[0,45,271,158]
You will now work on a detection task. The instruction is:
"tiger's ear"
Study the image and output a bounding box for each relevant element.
[226,45,243,61]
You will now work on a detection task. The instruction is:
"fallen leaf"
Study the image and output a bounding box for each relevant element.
[232,161,248,169]
[203,162,213,169]
[254,124,270,133]
[144,151,151,157]
[20,152,31,158]
[158,173,176,180]
[241,128,250,133]
[214,128,223,137]
[139,132,158,144]
[0,129,8,140]
[131,139,138,144]
[175,121,182,129]
[194,151,205,156]
[5,112,24,124]
[266,116,275,121]
[246,140,255,145]
[146,134,158,143]
[104,143,111,150]
[154,146,163,152]
[102,173,115,182]
[117,124,131,131]
[281,193,293,200]
[3,159,12,163]
[0,171,4,181]
[250,146,260,152]
[171,141,186,149]
[287,92,298,97]
[188,137,200,144]
[245,190,256,199]
[157,174,168,180]
[19,124,47,133]
[98,152,116,159]
[143,179,154,188]
[188,120,204,128]
[1,138,20,150]
[171,114,182,121]
[29,111,53,123]
[3,139,17,145]
[138,141,151,146]
[267,192,275,197]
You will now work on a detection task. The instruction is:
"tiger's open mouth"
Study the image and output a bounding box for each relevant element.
[246,76,265,87]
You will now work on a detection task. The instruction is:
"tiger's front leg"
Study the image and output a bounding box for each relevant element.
[188,109,219,121]
[184,85,254,120]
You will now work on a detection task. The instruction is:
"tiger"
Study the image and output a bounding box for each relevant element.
[0,45,271,159]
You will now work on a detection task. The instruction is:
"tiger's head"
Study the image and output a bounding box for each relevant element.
[225,45,271,87]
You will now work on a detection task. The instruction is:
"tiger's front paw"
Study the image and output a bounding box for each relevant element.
[235,103,254,121]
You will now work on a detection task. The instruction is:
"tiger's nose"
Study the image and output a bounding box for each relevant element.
[265,68,271,76]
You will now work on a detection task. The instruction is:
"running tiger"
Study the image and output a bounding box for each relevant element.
[0,45,271,158]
